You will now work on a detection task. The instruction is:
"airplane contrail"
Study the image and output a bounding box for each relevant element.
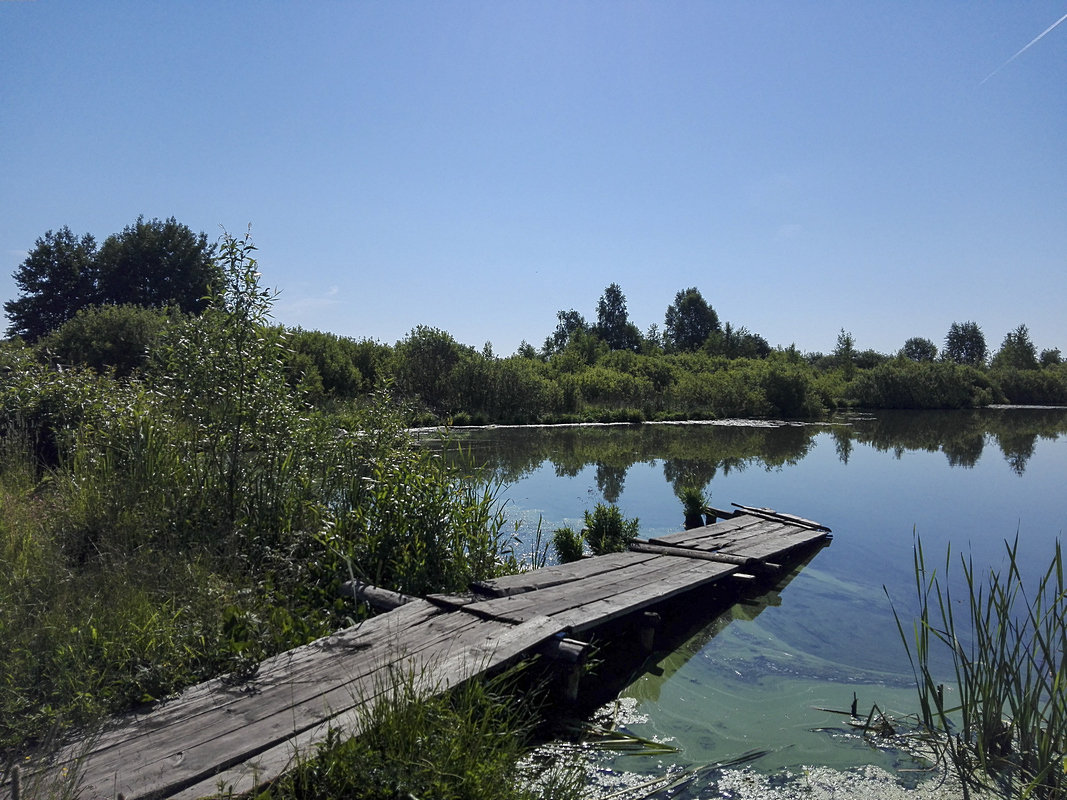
[980,10,1067,85]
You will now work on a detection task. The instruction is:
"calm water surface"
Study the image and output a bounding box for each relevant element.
[447,408,1067,788]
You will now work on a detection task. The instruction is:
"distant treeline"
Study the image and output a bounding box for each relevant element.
[5,220,1065,423]
[24,299,1067,425]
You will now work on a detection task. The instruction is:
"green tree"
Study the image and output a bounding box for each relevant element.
[285,328,365,399]
[543,309,587,356]
[1039,348,1062,367]
[96,216,219,313]
[991,324,1039,370]
[664,287,719,351]
[392,326,472,411]
[515,340,538,359]
[835,329,856,380]
[706,322,771,359]
[944,321,987,367]
[6,218,219,342]
[900,337,938,362]
[5,227,99,340]
[595,283,641,351]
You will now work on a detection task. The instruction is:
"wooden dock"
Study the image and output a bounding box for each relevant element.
[11,504,831,800]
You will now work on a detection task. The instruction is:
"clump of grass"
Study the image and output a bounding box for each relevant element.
[891,536,1067,799]
[552,526,585,564]
[583,503,639,556]
[262,668,582,800]
[677,485,709,529]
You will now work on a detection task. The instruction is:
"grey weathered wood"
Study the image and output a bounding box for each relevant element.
[471,550,660,597]
[339,580,414,610]
[731,503,832,532]
[629,540,765,568]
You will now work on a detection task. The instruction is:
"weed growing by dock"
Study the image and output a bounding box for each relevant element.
[261,667,582,800]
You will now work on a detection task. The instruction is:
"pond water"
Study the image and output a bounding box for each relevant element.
[445,408,1067,795]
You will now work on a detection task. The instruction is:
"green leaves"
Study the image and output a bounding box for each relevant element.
[5,217,217,342]
[583,503,639,556]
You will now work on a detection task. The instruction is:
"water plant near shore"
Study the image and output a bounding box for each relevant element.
[677,484,709,529]
[891,536,1067,799]
[583,503,640,556]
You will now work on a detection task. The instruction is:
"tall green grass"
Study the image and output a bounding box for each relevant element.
[0,231,530,771]
[892,537,1067,799]
[261,666,581,800]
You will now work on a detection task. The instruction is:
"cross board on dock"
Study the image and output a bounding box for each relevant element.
[9,504,831,800]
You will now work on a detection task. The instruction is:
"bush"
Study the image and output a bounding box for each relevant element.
[583,503,639,556]
[850,361,1005,409]
[552,526,584,563]
[285,327,365,400]
[37,303,178,377]
[992,367,1067,405]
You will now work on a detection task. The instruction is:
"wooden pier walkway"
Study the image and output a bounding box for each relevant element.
[12,504,831,800]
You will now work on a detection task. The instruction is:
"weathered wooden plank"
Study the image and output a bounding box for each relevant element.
[72,610,557,800]
[558,560,736,633]
[86,600,441,753]
[669,521,817,557]
[731,504,832,531]
[471,550,660,596]
[61,602,463,799]
[720,527,830,559]
[650,517,777,549]
[465,552,737,628]
[74,598,442,773]
[629,540,767,568]
[172,614,564,800]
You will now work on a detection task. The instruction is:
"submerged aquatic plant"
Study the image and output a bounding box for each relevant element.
[890,535,1067,799]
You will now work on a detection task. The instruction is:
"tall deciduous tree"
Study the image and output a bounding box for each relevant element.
[944,321,987,367]
[901,336,938,362]
[992,324,1039,370]
[544,309,587,355]
[595,283,640,351]
[835,329,856,380]
[96,216,218,313]
[5,217,219,341]
[1039,348,1062,367]
[664,287,719,351]
[5,227,99,340]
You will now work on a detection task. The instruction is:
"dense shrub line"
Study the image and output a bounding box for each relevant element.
[28,303,1067,425]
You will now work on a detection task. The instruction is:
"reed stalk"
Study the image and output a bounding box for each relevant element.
[891,535,1066,799]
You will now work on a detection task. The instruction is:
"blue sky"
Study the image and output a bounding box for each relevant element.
[2,2,1064,357]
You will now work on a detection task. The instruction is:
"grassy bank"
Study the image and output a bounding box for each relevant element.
[0,235,553,797]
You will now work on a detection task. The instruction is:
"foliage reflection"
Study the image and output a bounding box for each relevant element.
[439,408,1067,501]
